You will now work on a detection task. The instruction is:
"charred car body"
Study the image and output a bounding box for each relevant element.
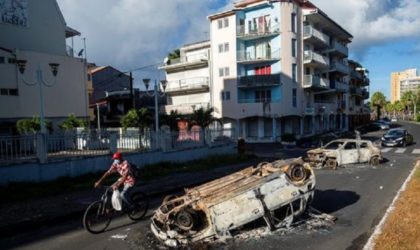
[307,139,382,169]
[151,158,315,247]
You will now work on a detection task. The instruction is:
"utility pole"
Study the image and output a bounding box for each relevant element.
[129,72,135,109]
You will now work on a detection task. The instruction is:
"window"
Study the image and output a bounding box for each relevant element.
[9,89,18,96]
[305,67,310,75]
[218,43,229,53]
[255,89,271,103]
[87,74,92,81]
[225,91,231,100]
[8,58,16,64]
[219,67,230,77]
[0,89,7,95]
[255,65,271,75]
[360,142,368,148]
[218,19,223,29]
[324,141,342,150]
[224,43,229,52]
[292,38,297,57]
[224,17,229,27]
[344,142,357,150]
[292,88,297,107]
[0,57,5,64]
[220,91,225,100]
[291,13,297,33]
[220,91,230,101]
[292,63,297,82]
[218,44,223,53]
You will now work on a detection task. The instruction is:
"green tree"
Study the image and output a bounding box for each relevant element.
[370,92,387,119]
[16,116,52,134]
[121,108,152,130]
[168,49,180,60]
[189,106,220,129]
[59,114,86,130]
[401,91,414,114]
[160,110,181,131]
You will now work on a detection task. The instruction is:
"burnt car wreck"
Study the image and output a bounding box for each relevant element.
[151,158,316,247]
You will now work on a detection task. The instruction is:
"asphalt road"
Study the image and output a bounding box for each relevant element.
[1,121,419,250]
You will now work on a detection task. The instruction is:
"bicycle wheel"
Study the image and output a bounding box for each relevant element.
[83,200,113,234]
[127,192,149,221]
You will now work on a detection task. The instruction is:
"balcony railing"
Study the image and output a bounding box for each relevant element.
[303,75,329,89]
[332,81,348,92]
[350,87,363,96]
[237,48,281,64]
[237,23,280,40]
[163,102,210,114]
[66,45,74,57]
[304,50,329,66]
[238,73,281,87]
[362,89,369,99]
[330,61,349,74]
[238,98,281,104]
[350,69,363,80]
[303,25,330,46]
[165,52,208,67]
[165,77,209,93]
[330,40,348,57]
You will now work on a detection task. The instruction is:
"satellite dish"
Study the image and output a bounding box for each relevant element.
[163,57,169,64]
[78,49,84,57]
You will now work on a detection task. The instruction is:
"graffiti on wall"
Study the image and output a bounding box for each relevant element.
[0,0,28,27]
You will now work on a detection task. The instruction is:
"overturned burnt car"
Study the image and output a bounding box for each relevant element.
[307,139,382,169]
[151,158,316,247]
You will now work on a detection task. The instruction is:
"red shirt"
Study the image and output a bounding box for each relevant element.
[107,160,136,186]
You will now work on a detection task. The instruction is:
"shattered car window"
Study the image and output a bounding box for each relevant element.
[323,141,342,150]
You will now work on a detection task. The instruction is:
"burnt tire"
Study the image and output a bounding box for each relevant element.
[370,156,380,166]
[287,164,307,182]
[326,158,338,170]
[176,209,196,231]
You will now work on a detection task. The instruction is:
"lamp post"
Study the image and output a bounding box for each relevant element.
[16,60,60,134]
[142,78,167,132]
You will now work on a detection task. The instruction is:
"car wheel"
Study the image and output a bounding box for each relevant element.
[325,158,337,170]
[370,156,380,166]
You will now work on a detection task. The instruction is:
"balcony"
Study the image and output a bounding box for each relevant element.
[337,100,346,111]
[304,107,315,116]
[330,61,349,75]
[350,87,363,96]
[66,45,75,57]
[361,77,370,86]
[329,40,348,57]
[159,52,208,72]
[303,75,329,90]
[237,48,280,64]
[331,80,348,93]
[350,69,363,80]
[238,97,281,104]
[304,50,329,68]
[165,77,209,94]
[303,25,330,48]
[362,89,369,99]
[163,102,210,114]
[237,24,280,41]
[238,74,281,88]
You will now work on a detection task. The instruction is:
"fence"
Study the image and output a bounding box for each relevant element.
[0,128,236,165]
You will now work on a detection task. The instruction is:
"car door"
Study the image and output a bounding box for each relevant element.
[341,142,358,165]
[358,142,370,163]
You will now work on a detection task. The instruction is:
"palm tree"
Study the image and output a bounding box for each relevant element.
[370,92,387,120]
[189,106,221,129]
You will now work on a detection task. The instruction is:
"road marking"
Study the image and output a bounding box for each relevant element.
[381,148,392,153]
[395,148,406,153]
[412,149,420,154]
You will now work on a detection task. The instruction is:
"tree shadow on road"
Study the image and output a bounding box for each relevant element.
[312,189,360,214]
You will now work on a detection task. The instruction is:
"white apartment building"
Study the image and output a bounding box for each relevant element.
[0,0,88,134]
[160,41,211,115]
[399,69,420,97]
[348,60,370,130]
[208,0,355,142]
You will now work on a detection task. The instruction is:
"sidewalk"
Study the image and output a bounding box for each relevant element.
[0,158,261,238]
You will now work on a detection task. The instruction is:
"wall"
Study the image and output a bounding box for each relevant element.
[0,144,236,185]
[0,50,88,120]
[0,0,67,56]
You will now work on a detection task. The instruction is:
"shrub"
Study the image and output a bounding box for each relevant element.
[416,114,420,122]
[16,116,52,134]
[59,114,87,130]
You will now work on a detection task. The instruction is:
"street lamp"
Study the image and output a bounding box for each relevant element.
[16,59,60,134]
[142,78,167,132]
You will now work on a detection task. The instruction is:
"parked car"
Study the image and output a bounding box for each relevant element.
[381,128,413,147]
[391,117,398,122]
[374,121,390,130]
[356,123,381,134]
[151,158,315,247]
[306,139,382,169]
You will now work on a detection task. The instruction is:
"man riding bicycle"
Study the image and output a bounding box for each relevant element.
[94,152,136,211]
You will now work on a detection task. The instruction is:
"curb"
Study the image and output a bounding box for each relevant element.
[363,159,420,250]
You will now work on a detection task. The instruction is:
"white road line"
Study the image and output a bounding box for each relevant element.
[395,148,406,153]
[381,148,392,153]
[412,149,420,154]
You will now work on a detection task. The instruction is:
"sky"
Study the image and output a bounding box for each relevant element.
[58,0,420,99]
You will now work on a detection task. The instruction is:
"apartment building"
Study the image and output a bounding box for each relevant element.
[0,0,88,134]
[208,0,354,142]
[390,68,418,103]
[160,41,211,115]
[348,60,370,130]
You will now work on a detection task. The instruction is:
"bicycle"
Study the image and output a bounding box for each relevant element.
[83,185,149,234]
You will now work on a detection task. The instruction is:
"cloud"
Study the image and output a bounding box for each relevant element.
[311,0,420,58]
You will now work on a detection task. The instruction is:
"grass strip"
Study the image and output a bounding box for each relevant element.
[0,153,255,204]
[373,164,420,250]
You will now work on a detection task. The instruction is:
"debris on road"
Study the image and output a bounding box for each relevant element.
[150,158,316,247]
